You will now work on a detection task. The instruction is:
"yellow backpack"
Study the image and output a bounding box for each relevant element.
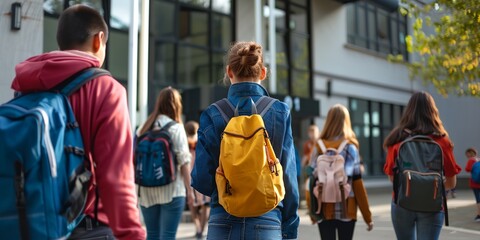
[213,97,285,217]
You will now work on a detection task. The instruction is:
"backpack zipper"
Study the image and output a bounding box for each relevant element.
[3,104,57,177]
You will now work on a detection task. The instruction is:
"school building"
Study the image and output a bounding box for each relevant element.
[1,0,479,184]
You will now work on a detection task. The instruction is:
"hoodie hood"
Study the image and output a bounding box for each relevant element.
[11,50,100,93]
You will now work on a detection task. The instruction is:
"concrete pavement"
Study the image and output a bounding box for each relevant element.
[175,189,480,239]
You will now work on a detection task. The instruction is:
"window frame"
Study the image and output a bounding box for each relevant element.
[347,1,408,60]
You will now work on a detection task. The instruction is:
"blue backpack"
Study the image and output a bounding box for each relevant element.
[0,67,110,239]
[471,161,480,184]
[134,121,177,187]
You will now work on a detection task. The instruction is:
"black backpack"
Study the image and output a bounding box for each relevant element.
[393,133,449,226]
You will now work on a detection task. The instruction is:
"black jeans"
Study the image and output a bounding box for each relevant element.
[68,217,115,240]
[317,219,356,240]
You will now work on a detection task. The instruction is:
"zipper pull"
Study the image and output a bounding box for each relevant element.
[406,171,411,197]
[434,177,438,199]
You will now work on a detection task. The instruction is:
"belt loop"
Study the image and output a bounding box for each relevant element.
[86,217,93,230]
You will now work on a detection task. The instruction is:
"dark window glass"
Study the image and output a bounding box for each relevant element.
[108,30,129,80]
[152,1,176,38]
[276,33,288,66]
[212,14,232,49]
[291,34,309,70]
[212,52,226,84]
[178,46,210,87]
[291,70,309,97]
[265,0,311,97]
[276,67,289,95]
[382,103,392,126]
[347,2,408,59]
[290,5,307,34]
[153,42,175,85]
[291,0,306,6]
[179,0,209,8]
[350,98,405,176]
[179,10,208,46]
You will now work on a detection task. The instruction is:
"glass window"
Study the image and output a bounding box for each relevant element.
[43,0,64,15]
[110,0,131,30]
[179,10,208,46]
[291,0,307,6]
[153,42,175,85]
[290,5,307,34]
[350,97,405,176]
[347,2,408,59]
[382,103,391,126]
[212,0,231,14]
[213,53,226,85]
[179,0,209,8]
[212,14,232,49]
[44,17,59,51]
[152,1,176,38]
[265,0,311,97]
[291,34,309,70]
[178,46,210,87]
[275,33,288,66]
[108,30,129,81]
[151,0,233,90]
[291,70,309,97]
[276,67,289,95]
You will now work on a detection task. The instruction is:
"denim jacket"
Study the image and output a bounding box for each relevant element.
[191,82,300,239]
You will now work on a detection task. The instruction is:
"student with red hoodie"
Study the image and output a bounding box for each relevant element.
[10,4,145,240]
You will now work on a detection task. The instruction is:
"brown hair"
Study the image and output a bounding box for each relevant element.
[383,91,448,148]
[57,4,108,50]
[185,121,199,137]
[139,87,183,136]
[320,104,359,148]
[466,147,477,156]
[224,41,265,84]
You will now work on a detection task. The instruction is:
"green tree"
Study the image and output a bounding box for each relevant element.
[395,0,480,97]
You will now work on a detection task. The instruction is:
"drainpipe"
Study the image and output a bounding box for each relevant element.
[138,0,150,125]
[268,0,277,93]
[128,0,139,130]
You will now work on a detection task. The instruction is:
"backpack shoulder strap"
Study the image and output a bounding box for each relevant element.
[337,140,349,153]
[213,96,277,123]
[54,67,111,96]
[213,98,235,124]
[161,121,177,131]
[317,139,327,153]
[255,96,277,117]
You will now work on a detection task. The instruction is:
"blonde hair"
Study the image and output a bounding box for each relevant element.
[320,104,359,148]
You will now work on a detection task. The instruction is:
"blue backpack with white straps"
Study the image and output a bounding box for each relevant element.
[0,67,109,239]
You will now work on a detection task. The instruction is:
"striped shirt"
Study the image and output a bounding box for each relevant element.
[136,115,191,207]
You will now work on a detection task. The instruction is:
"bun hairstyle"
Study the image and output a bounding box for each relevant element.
[225,41,265,82]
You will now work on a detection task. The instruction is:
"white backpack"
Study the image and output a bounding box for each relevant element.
[313,139,351,217]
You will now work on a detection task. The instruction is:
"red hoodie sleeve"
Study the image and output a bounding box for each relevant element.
[438,137,461,177]
[70,75,145,240]
[383,144,398,176]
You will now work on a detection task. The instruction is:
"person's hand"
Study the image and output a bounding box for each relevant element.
[187,189,195,209]
[366,222,374,231]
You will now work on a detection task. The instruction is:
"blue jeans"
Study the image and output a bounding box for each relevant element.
[391,202,444,240]
[206,208,282,240]
[141,197,185,240]
[473,188,480,203]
